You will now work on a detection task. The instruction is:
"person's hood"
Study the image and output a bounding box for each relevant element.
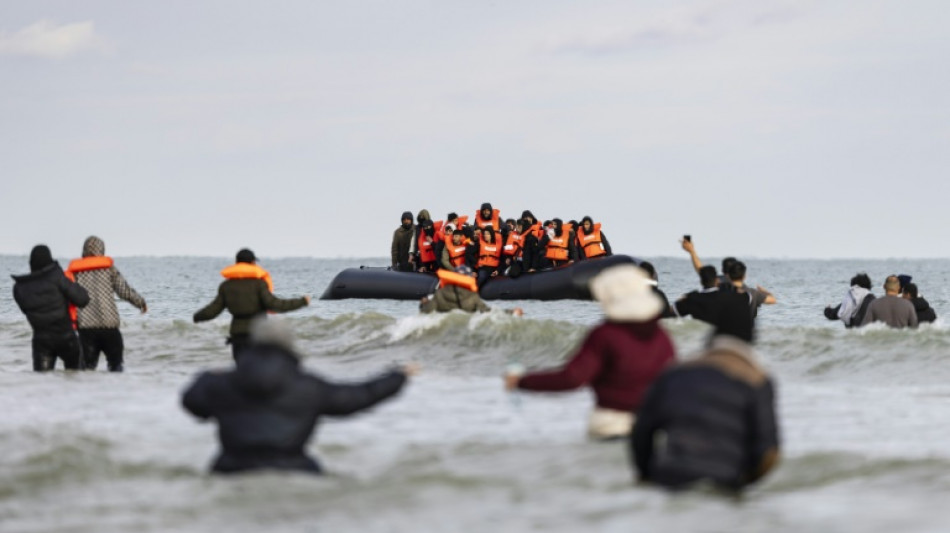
[82,236,105,257]
[480,202,493,212]
[12,261,63,282]
[417,209,431,224]
[580,216,594,228]
[849,285,871,302]
[233,344,301,398]
[29,245,54,272]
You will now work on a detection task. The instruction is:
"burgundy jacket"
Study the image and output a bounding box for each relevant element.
[517,320,675,412]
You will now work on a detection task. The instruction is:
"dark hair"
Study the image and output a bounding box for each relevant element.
[699,265,718,289]
[447,212,458,221]
[480,202,492,212]
[722,256,738,276]
[236,248,256,263]
[727,260,747,281]
[505,218,516,226]
[904,283,919,299]
[850,273,872,290]
[639,261,658,281]
[481,226,496,242]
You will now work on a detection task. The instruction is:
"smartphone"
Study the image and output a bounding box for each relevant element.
[683,235,691,242]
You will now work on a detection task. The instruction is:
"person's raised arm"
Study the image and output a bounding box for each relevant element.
[681,238,703,273]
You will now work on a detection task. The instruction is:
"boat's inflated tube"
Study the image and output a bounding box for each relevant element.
[320,267,439,300]
[321,255,640,301]
[478,254,637,300]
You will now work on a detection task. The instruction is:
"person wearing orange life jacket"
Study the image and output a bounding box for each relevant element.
[440,226,473,271]
[474,202,501,231]
[194,248,311,360]
[420,265,523,315]
[410,209,433,266]
[66,236,147,372]
[415,219,443,273]
[502,219,530,278]
[475,226,503,287]
[576,216,613,261]
[537,218,577,269]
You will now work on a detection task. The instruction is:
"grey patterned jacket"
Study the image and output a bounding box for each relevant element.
[72,236,147,329]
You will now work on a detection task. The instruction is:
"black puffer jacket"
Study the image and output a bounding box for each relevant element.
[12,263,90,335]
[182,343,408,473]
[632,336,779,491]
[911,297,937,323]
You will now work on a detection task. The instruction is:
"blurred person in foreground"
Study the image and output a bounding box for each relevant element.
[631,310,780,493]
[182,318,415,474]
[505,265,674,440]
[12,245,90,371]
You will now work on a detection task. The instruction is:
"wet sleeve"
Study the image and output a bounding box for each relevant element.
[181,373,218,419]
[824,304,841,321]
[747,379,781,482]
[111,268,146,310]
[601,232,612,256]
[60,275,90,308]
[518,331,602,391]
[193,288,226,323]
[260,281,308,313]
[631,376,665,481]
[319,371,408,417]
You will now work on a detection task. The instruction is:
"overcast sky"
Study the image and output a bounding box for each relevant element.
[2,1,948,260]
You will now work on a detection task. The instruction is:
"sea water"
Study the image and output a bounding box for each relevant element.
[1,255,949,532]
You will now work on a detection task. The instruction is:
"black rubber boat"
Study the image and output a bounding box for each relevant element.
[320,254,639,301]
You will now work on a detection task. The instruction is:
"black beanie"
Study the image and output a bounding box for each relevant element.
[30,245,54,272]
[401,211,413,221]
[236,248,256,263]
[481,202,492,211]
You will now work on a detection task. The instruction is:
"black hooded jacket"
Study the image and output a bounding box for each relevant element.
[911,297,937,323]
[12,263,90,335]
[182,343,408,473]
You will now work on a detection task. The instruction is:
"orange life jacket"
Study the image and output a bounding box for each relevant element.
[576,223,606,258]
[526,222,544,241]
[477,236,501,269]
[221,263,274,293]
[445,241,469,268]
[437,269,478,292]
[64,256,115,328]
[503,232,524,258]
[417,221,444,263]
[545,223,574,261]
[475,208,500,231]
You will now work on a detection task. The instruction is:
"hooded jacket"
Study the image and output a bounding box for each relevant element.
[910,296,937,323]
[12,262,90,335]
[632,336,780,491]
[392,213,415,269]
[837,286,872,327]
[69,236,146,329]
[182,342,407,473]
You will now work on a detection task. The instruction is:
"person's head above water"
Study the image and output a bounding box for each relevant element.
[236,249,256,264]
[29,244,54,272]
[249,317,298,357]
[883,275,901,295]
[850,273,872,290]
[727,261,747,282]
[699,265,718,289]
[903,283,920,300]
[589,265,664,322]
[722,257,738,277]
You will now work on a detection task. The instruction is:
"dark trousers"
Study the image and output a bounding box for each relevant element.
[476,267,496,287]
[228,334,251,361]
[32,330,83,372]
[79,328,125,372]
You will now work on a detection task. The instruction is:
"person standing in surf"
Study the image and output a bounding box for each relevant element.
[504,265,674,439]
[182,318,414,474]
[12,245,90,371]
[193,248,310,360]
[66,236,147,372]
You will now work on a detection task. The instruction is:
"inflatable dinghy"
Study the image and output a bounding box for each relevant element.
[320,255,638,301]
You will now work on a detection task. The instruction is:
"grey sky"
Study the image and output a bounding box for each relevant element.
[2,1,948,260]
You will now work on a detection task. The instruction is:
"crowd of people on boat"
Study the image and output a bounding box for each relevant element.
[391,203,613,285]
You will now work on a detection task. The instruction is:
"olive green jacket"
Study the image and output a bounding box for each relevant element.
[420,285,491,314]
[194,279,308,336]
